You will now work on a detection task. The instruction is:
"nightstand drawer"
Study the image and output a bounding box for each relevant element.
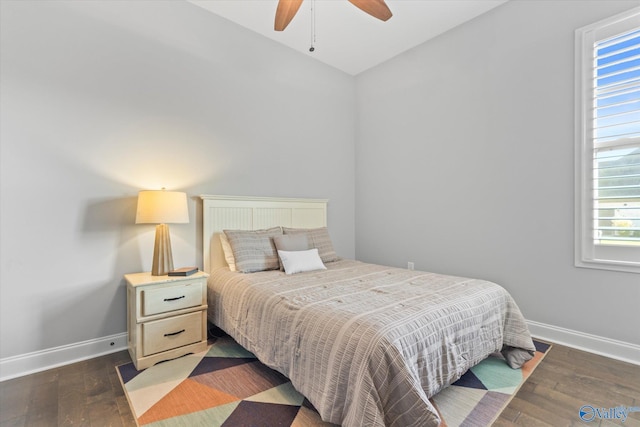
[142,311,203,356]
[142,280,204,316]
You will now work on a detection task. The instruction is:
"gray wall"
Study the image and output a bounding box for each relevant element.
[0,1,355,359]
[355,0,640,346]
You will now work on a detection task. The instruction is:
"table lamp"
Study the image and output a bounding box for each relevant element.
[136,189,189,275]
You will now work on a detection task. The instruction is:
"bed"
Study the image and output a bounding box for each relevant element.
[201,195,536,427]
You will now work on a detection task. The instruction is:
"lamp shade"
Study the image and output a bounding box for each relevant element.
[135,190,189,224]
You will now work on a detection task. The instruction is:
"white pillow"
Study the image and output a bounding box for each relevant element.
[219,233,236,271]
[277,248,327,275]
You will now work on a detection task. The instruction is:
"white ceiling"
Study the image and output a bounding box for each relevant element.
[189,0,508,75]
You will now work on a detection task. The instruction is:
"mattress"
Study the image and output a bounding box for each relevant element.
[207,259,535,426]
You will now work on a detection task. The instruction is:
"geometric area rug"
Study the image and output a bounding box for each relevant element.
[116,336,550,427]
[431,339,550,426]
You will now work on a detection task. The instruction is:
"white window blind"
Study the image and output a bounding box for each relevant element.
[593,28,640,245]
[576,7,640,273]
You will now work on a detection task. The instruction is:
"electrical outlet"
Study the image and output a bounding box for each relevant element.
[408,262,414,270]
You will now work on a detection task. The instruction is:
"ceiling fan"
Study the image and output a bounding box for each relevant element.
[274,0,393,31]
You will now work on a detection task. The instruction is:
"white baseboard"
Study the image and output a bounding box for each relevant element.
[0,333,128,382]
[527,320,640,366]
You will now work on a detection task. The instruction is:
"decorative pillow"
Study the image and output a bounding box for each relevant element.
[282,227,339,263]
[273,234,310,271]
[219,233,236,271]
[278,249,326,275]
[223,227,282,273]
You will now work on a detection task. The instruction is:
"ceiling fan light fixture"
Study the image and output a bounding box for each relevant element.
[275,0,304,31]
[274,0,392,32]
[348,0,393,22]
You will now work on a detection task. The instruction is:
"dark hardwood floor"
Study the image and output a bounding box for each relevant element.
[1,341,638,426]
[0,350,135,427]
[494,344,640,427]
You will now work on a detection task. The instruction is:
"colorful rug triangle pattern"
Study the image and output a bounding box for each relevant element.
[117,337,550,426]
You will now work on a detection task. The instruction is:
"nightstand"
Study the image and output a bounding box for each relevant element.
[125,271,209,370]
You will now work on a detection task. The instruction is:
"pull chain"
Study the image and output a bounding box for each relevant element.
[309,0,316,52]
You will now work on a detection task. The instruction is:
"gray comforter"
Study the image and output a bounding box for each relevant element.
[207,259,535,426]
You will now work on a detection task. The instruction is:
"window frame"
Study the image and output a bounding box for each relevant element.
[575,7,640,274]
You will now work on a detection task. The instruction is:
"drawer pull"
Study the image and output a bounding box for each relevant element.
[164,329,186,337]
[164,295,185,302]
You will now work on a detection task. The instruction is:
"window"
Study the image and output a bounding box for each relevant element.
[575,7,640,273]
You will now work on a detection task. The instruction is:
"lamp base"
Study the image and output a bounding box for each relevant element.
[151,223,174,276]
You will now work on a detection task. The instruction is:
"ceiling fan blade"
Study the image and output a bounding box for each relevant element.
[348,0,392,22]
[275,0,304,31]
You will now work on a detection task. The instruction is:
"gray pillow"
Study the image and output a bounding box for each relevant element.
[282,227,339,263]
[224,227,282,273]
[273,234,311,271]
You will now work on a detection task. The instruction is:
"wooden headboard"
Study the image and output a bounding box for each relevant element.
[200,195,328,273]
